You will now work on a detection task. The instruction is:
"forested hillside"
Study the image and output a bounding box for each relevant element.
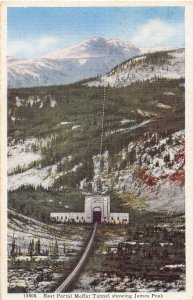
[8,74,185,222]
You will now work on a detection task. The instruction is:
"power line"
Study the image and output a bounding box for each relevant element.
[97,43,108,193]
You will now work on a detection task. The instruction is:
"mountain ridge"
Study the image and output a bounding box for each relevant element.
[8,37,179,89]
[86,48,184,88]
[8,37,140,88]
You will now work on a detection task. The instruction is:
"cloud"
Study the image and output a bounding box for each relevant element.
[131,19,184,48]
[8,36,60,58]
[8,18,184,58]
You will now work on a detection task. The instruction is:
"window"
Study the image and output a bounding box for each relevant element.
[77,216,79,220]
[111,217,114,220]
[117,217,119,220]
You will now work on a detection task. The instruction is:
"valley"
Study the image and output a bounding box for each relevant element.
[7,48,185,293]
[8,74,185,222]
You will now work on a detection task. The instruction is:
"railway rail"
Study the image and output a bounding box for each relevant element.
[54,222,98,292]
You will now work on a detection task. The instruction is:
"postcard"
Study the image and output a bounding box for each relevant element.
[1,1,193,300]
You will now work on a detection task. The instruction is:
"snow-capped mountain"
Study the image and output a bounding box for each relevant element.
[8,37,140,88]
[87,48,185,88]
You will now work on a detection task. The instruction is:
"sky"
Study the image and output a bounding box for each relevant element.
[8,6,185,59]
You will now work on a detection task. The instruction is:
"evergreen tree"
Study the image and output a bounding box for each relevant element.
[53,240,59,257]
[18,246,22,256]
[164,153,170,163]
[28,240,34,259]
[63,243,66,254]
[35,239,41,255]
[155,160,159,167]
[37,239,41,255]
[10,238,16,257]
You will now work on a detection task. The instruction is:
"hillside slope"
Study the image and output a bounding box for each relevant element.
[8,68,185,220]
[87,49,184,87]
[8,37,140,88]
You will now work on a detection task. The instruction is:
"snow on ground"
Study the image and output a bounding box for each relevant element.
[136,109,157,118]
[8,209,84,255]
[8,209,90,293]
[87,49,184,88]
[73,273,185,293]
[120,119,136,124]
[163,264,185,269]
[164,92,175,96]
[143,180,185,212]
[8,161,82,191]
[14,96,46,109]
[8,268,57,293]
[8,139,42,174]
[156,103,172,109]
[91,129,185,212]
[72,125,81,130]
[58,121,72,126]
[8,165,57,190]
[8,135,59,174]
[146,129,185,178]
[8,152,41,174]
[50,99,56,108]
[79,58,87,65]
[7,135,82,191]
[111,119,153,134]
[8,37,140,88]
[16,96,24,107]
[105,236,126,247]
[71,163,83,172]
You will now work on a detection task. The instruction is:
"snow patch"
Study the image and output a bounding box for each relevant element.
[59,121,72,125]
[50,99,56,108]
[72,125,80,130]
[8,139,42,174]
[120,119,136,124]
[157,103,171,109]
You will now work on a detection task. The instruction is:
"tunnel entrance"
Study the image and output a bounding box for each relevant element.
[93,207,101,223]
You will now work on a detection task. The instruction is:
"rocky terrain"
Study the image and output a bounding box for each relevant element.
[89,129,185,212]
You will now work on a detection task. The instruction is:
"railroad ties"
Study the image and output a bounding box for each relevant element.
[54,222,98,293]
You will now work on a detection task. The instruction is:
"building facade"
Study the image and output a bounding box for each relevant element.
[50,195,129,224]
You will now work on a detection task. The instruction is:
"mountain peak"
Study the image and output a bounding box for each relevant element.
[86,36,106,42]
[41,37,139,60]
[8,37,141,88]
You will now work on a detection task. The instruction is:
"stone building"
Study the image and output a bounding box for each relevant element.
[50,195,129,224]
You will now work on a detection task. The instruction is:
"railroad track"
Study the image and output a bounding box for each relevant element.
[55,222,98,293]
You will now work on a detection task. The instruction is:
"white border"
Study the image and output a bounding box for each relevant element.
[1,1,193,300]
